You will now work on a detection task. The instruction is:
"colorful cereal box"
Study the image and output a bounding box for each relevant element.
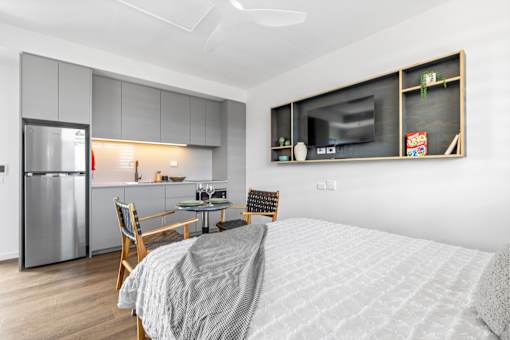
[406,132,428,157]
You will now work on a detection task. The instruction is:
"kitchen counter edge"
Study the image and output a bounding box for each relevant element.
[92,180,228,189]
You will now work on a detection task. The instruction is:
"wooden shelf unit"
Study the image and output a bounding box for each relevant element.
[271,146,293,150]
[270,50,465,164]
[401,76,461,93]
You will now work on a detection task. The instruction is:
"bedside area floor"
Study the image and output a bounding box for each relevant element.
[0,253,137,340]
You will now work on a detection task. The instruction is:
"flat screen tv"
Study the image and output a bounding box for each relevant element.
[307,95,375,146]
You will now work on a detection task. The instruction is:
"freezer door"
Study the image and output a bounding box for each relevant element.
[24,125,86,172]
[24,174,87,268]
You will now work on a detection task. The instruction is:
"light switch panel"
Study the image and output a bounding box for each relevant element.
[0,164,6,184]
[317,182,326,190]
[170,161,178,167]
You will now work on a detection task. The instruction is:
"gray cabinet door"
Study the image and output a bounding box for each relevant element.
[91,187,124,253]
[165,184,199,233]
[225,101,246,220]
[189,97,206,145]
[58,62,92,124]
[92,76,122,139]
[161,91,190,144]
[122,83,161,142]
[205,100,222,146]
[124,186,166,230]
[21,54,58,121]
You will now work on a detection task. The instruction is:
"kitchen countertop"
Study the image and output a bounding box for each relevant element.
[91,179,228,188]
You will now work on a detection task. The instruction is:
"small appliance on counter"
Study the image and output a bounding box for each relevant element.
[23,123,88,268]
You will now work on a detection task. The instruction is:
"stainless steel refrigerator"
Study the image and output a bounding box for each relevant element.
[24,124,88,268]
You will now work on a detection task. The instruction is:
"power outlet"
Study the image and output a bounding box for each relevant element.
[317,182,326,190]
[326,180,337,191]
[317,147,326,155]
[326,146,336,154]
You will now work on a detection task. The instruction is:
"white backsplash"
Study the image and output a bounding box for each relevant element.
[91,141,212,183]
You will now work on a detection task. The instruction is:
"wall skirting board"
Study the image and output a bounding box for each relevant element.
[0,252,19,261]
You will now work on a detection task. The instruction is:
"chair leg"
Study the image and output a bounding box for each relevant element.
[183,224,190,240]
[137,316,145,340]
[116,236,131,290]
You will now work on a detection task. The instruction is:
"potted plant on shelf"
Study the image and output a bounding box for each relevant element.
[420,71,448,98]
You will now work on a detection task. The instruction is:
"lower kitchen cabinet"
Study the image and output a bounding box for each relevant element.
[90,187,124,253]
[124,186,166,230]
[165,184,198,233]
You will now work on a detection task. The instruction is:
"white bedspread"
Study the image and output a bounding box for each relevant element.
[119,218,497,340]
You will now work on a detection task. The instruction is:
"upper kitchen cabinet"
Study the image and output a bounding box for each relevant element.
[21,54,92,124]
[205,100,222,146]
[92,76,122,139]
[189,97,206,145]
[21,54,59,121]
[58,62,92,124]
[161,91,190,144]
[122,82,161,142]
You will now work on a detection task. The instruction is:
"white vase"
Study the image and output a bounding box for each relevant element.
[294,142,307,161]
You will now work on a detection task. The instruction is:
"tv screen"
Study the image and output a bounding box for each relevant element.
[307,95,375,146]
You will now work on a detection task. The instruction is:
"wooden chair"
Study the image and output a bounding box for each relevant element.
[113,197,198,289]
[114,197,198,340]
[217,189,279,231]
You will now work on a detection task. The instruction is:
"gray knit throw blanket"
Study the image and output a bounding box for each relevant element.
[164,224,267,340]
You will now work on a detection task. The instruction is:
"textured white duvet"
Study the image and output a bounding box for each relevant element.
[119,218,497,340]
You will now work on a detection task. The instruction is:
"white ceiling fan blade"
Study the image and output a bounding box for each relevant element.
[245,9,307,27]
[205,23,227,53]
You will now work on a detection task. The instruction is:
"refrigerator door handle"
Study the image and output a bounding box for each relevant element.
[44,173,68,177]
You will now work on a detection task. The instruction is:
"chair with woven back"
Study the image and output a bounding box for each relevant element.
[114,198,199,340]
[217,189,280,231]
[113,197,198,289]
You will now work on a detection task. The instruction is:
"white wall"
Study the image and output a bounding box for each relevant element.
[246,0,510,252]
[0,23,247,260]
[0,49,20,260]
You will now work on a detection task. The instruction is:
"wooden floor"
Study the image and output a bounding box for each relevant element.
[0,252,137,340]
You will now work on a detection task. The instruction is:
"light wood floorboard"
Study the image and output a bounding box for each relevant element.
[0,252,136,340]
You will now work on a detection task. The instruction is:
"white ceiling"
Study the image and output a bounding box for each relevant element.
[0,0,447,89]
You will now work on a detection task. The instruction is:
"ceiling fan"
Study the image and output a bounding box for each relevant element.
[116,0,307,52]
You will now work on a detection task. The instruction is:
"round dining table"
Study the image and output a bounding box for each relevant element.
[176,201,231,234]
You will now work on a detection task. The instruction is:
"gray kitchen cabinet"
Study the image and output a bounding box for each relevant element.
[212,101,246,221]
[164,184,197,233]
[125,186,166,230]
[161,91,190,144]
[58,62,92,124]
[92,76,122,138]
[122,83,161,142]
[21,54,59,121]
[205,100,222,146]
[165,184,195,198]
[189,97,206,145]
[91,187,124,253]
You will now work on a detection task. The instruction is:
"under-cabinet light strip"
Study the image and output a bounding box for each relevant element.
[92,137,187,147]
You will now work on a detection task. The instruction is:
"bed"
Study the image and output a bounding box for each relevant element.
[119,218,498,339]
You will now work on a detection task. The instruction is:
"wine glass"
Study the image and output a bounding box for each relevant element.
[197,183,205,201]
[205,184,215,205]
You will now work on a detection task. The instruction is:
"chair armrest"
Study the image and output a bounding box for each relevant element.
[139,210,174,222]
[141,218,198,238]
